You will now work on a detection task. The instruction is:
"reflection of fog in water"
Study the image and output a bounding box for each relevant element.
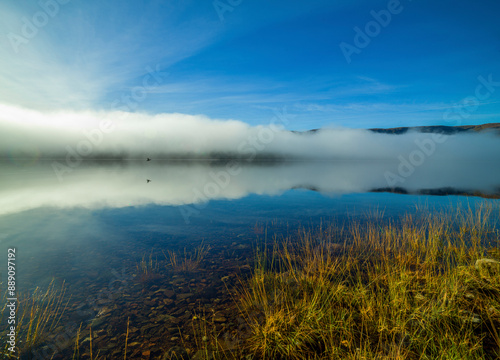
[1,159,499,216]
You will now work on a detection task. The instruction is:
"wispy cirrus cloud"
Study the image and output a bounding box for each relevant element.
[0,0,222,110]
[0,0,499,131]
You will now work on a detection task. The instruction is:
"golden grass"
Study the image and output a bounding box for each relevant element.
[70,319,130,360]
[124,317,130,360]
[234,204,500,359]
[190,308,245,360]
[72,324,82,360]
[136,251,161,283]
[0,279,70,357]
[165,242,211,272]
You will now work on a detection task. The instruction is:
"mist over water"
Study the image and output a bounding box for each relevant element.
[2,104,500,217]
[2,1,500,358]
[1,104,500,162]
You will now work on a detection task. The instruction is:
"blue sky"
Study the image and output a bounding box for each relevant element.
[0,0,499,130]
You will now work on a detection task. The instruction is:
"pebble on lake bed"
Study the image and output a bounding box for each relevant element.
[475,258,500,278]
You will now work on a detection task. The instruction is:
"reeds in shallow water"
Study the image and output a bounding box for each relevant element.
[235,204,500,359]
[136,251,162,283]
[0,279,70,358]
[165,242,211,273]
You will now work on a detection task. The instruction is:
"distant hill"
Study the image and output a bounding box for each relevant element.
[370,186,500,200]
[368,123,500,135]
[291,123,500,135]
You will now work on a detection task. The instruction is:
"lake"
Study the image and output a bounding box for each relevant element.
[1,158,499,359]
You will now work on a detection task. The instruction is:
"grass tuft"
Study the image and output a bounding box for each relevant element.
[165,242,211,273]
[0,279,70,357]
[234,204,500,359]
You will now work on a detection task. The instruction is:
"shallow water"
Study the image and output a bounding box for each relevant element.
[0,159,499,358]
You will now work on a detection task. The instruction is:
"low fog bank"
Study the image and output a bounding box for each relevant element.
[1,104,500,162]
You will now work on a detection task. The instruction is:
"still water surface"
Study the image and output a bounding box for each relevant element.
[0,159,499,358]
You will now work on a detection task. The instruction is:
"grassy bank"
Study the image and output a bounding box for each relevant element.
[0,280,70,358]
[207,205,500,359]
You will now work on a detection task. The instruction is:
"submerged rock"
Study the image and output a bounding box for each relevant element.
[460,310,482,324]
[475,258,500,277]
[213,315,227,323]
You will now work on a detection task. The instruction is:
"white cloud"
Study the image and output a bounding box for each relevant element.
[1,103,499,162]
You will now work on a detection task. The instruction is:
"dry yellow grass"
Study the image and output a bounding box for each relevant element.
[1,279,70,357]
[164,242,211,273]
[234,204,500,359]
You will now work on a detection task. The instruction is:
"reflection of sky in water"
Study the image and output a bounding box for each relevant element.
[1,160,499,216]
[0,160,499,292]
[0,194,496,292]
